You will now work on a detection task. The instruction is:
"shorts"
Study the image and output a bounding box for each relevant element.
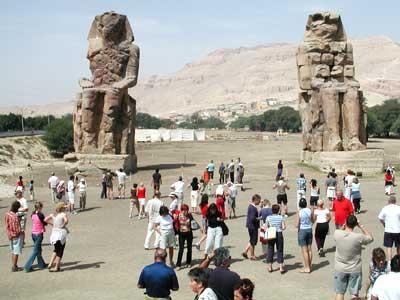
[54,240,66,258]
[68,192,75,204]
[10,236,23,255]
[327,187,336,199]
[277,194,288,205]
[298,228,313,246]
[139,198,146,206]
[118,183,125,191]
[228,197,236,209]
[130,199,138,206]
[334,272,362,295]
[383,232,400,248]
[248,228,258,246]
[310,196,319,206]
[159,230,175,249]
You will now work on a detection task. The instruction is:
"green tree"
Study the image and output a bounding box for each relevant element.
[370,99,400,137]
[366,110,384,137]
[42,115,73,157]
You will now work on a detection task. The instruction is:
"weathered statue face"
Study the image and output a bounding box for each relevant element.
[98,12,125,41]
[305,13,342,42]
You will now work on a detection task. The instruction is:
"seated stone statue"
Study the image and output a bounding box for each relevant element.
[74,11,139,155]
[297,12,367,152]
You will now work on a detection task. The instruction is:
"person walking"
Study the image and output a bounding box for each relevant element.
[219,162,225,184]
[67,175,76,214]
[365,247,390,300]
[334,215,373,300]
[5,201,23,272]
[176,204,194,269]
[129,183,139,218]
[15,175,25,192]
[189,177,200,214]
[152,168,162,193]
[273,177,290,216]
[144,191,163,250]
[105,171,114,200]
[24,202,47,272]
[326,172,338,208]
[215,185,226,220]
[265,204,287,273]
[100,173,107,199]
[296,173,307,209]
[195,194,209,250]
[45,203,69,272]
[138,249,179,299]
[78,178,87,211]
[242,194,261,261]
[15,190,28,244]
[28,180,35,201]
[296,198,314,273]
[228,160,235,183]
[207,160,215,180]
[276,160,283,181]
[115,168,127,199]
[137,182,147,219]
[237,160,245,191]
[48,172,59,203]
[309,179,320,208]
[344,170,355,199]
[351,177,362,214]
[224,163,230,184]
[56,180,66,203]
[378,195,400,259]
[188,267,218,300]
[332,190,354,229]
[204,203,224,258]
[170,176,185,208]
[227,181,238,219]
[154,205,176,267]
[384,169,394,195]
[313,199,331,256]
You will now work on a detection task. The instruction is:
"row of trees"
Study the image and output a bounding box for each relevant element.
[367,99,400,137]
[0,113,55,131]
[230,106,301,132]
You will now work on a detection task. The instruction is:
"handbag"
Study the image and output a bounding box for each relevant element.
[221,221,229,236]
[259,227,268,244]
[191,219,200,231]
[265,226,277,240]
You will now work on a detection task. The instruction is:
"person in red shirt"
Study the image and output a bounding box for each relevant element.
[332,190,354,229]
[195,194,209,250]
[202,169,210,185]
[15,176,25,192]
[137,183,147,219]
[5,201,23,272]
[384,169,394,195]
[215,187,226,220]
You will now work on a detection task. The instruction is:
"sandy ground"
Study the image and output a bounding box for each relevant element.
[0,134,399,300]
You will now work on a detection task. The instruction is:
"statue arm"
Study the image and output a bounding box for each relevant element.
[112,44,140,90]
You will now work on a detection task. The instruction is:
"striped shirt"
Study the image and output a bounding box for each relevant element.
[296,178,307,191]
[266,214,284,232]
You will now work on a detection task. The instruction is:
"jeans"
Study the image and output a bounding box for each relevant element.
[176,231,193,267]
[352,198,361,212]
[144,222,161,249]
[205,226,223,254]
[219,173,224,184]
[24,234,46,270]
[267,232,284,264]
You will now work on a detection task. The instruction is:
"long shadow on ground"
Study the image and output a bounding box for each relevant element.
[63,261,105,271]
[137,163,196,171]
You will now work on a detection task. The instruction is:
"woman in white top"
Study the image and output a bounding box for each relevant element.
[78,178,87,211]
[44,202,69,272]
[309,179,320,208]
[188,267,218,300]
[154,206,175,267]
[312,199,331,257]
[67,175,76,214]
[350,177,362,214]
[344,169,355,199]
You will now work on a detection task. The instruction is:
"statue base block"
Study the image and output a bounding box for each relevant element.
[64,153,137,174]
[300,149,384,174]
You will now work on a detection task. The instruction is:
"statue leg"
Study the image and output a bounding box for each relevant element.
[81,89,100,153]
[342,87,366,150]
[320,88,342,151]
[98,91,122,154]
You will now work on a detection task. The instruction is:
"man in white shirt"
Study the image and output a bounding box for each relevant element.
[371,255,400,300]
[227,182,238,219]
[170,176,184,208]
[378,196,400,259]
[48,172,59,203]
[115,168,127,199]
[15,190,28,244]
[144,191,164,250]
[78,178,87,211]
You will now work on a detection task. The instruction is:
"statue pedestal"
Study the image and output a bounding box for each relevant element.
[64,153,137,174]
[300,149,384,174]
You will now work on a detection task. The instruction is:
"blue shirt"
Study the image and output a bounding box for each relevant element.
[259,207,272,223]
[299,208,312,230]
[207,163,215,172]
[138,262,179,298]
[246,204,259,230]
[267,214,284,232]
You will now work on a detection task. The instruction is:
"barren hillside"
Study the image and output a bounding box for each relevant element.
[1,36,399,117]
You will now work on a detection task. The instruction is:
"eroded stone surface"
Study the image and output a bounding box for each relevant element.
[296,12,367,151]
[73,11,139,156]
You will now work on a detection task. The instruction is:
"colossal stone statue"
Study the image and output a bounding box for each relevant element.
[73,11,139,156]
[296,12,367,152]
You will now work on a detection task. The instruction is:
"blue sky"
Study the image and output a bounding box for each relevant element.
[1,0,399,106]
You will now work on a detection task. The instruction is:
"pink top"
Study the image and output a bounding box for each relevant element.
[31,213,46,234]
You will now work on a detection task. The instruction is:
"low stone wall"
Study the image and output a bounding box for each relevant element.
[300,149,384,174]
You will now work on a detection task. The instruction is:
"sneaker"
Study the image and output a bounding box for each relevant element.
[11,266,22,272]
